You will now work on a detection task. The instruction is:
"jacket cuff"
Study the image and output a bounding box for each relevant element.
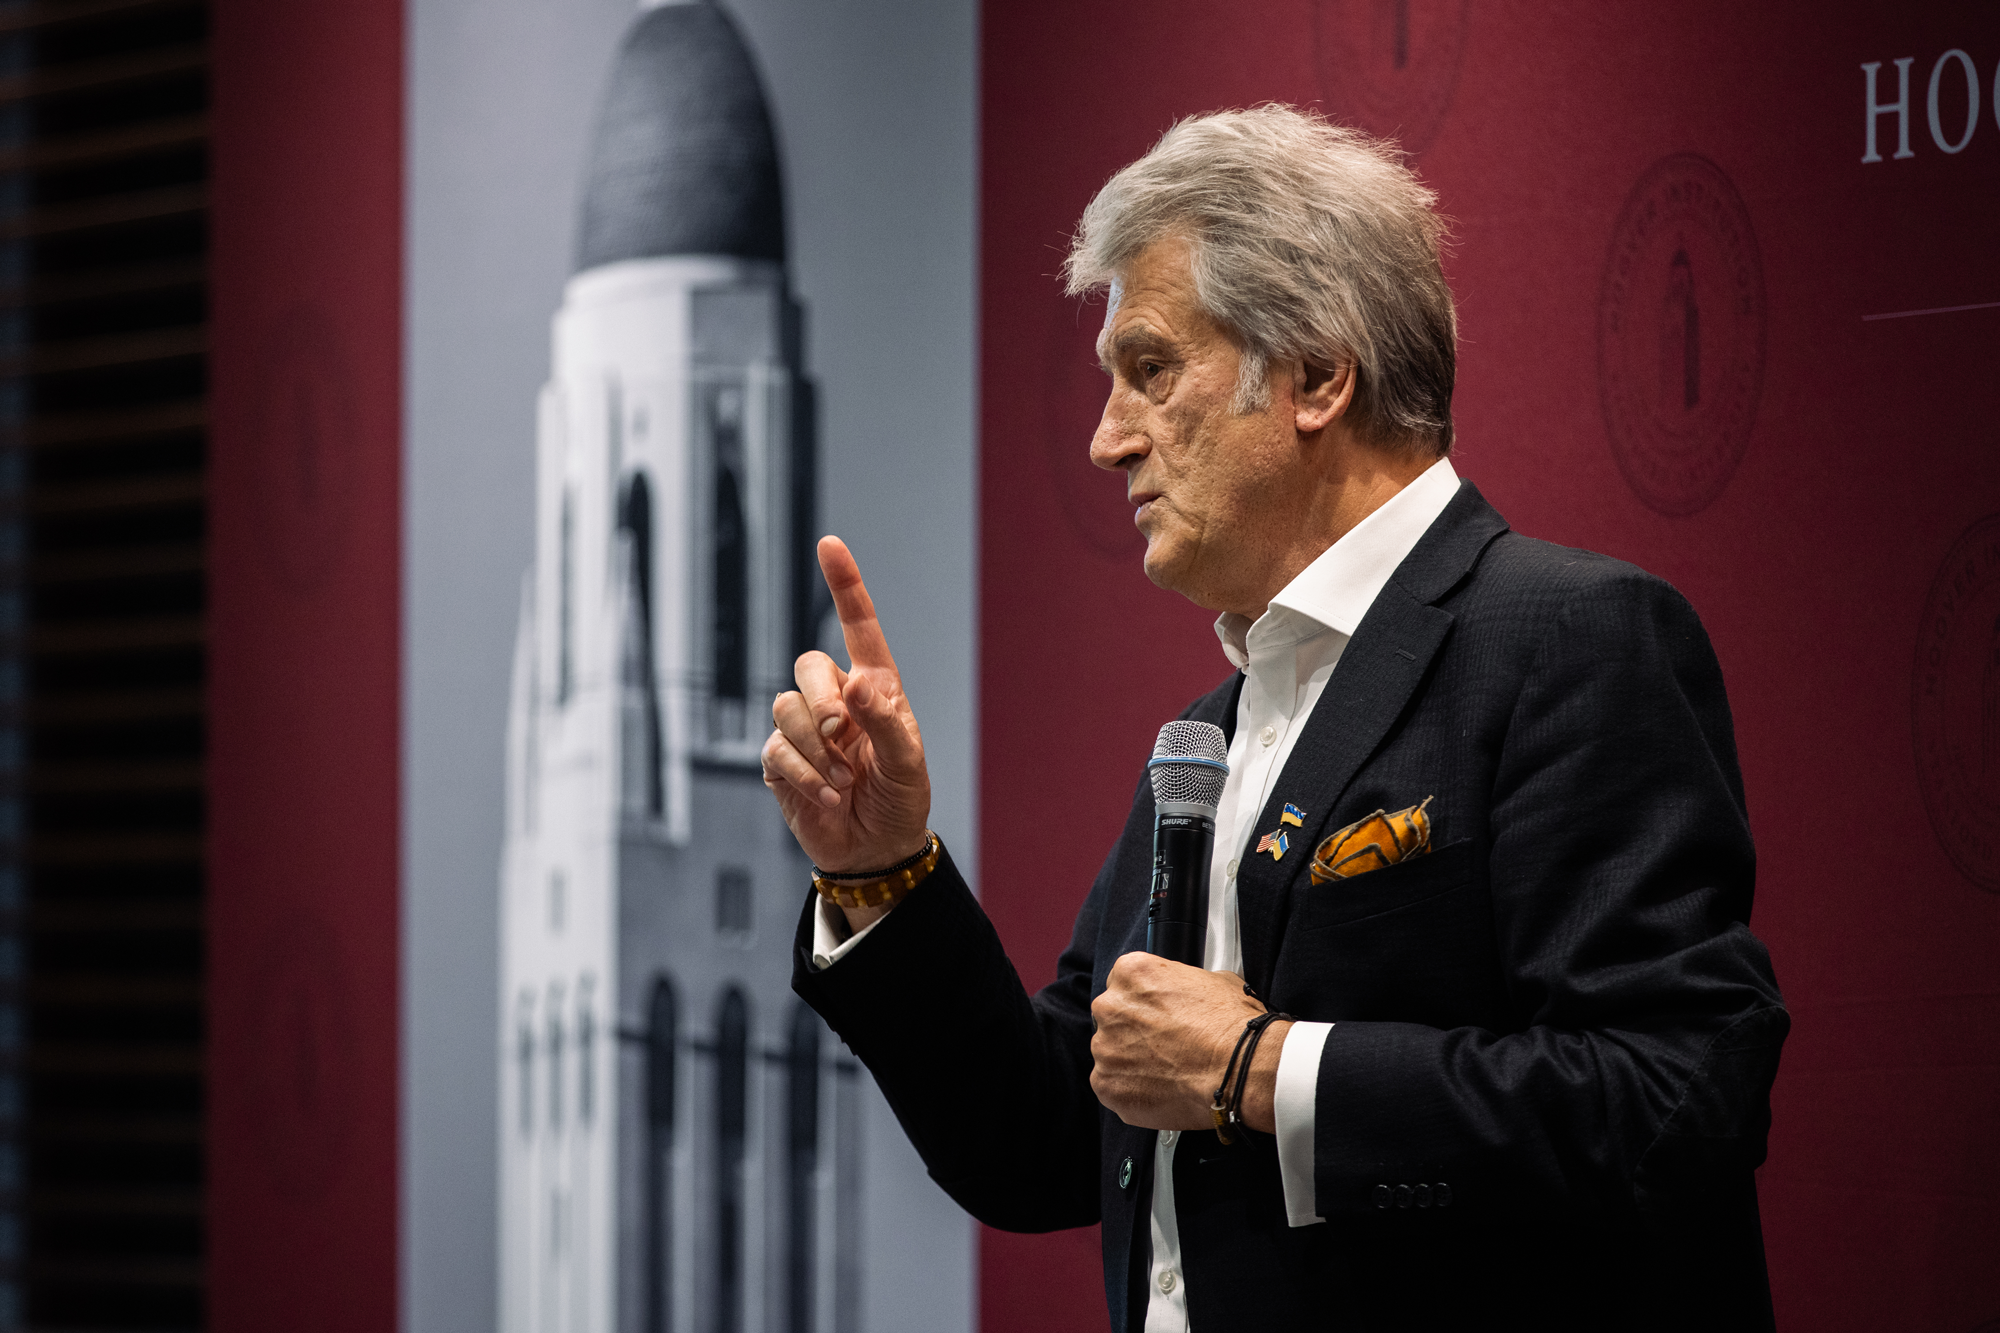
[789,841,990,1049]
[1311,1020,1461,1219]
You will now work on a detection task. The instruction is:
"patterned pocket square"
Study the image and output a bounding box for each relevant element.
[1309,796,1434,885]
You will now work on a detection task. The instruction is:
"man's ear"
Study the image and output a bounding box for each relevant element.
[1295,359,1354,436]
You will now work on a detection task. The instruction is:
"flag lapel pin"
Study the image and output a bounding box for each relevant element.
[1255,829,1291,861]
[1281,803,1306,828]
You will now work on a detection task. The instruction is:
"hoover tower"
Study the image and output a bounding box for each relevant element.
[498,5,849,1330]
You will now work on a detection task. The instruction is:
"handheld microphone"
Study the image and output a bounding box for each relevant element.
[1145,720,1229,966]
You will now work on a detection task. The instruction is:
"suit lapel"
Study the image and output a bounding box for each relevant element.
[1233,591,1452,993]
[1233,483,1509,995]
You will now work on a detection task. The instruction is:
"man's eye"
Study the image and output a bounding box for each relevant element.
[1140,362,1163,379]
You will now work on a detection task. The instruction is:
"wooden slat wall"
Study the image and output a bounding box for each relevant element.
[1,0,208,1327]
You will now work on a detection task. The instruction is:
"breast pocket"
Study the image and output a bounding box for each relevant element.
[1293,837,1478,931]
[1274,838,1500,1026]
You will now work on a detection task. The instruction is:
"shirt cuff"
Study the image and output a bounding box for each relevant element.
[1273,1020,1333,1227]
[809,893,889,970]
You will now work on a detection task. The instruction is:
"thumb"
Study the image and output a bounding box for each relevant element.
[845,670,924,779]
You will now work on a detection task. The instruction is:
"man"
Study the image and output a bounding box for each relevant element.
[761,106,1785,1331]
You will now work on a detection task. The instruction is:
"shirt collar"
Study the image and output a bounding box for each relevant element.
[1215,457,1461,668]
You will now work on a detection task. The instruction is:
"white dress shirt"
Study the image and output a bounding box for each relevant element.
[814,458,1463,1333]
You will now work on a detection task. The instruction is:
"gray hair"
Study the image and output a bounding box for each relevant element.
[1063,105,1456,453]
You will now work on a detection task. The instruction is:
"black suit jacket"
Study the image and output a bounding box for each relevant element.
[794,484,1787,1331]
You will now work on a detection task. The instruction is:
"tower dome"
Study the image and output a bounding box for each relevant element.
[575,1,785,272]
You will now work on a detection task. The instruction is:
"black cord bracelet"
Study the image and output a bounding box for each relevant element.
[813,830,938,882]
[1214,1010,1294,1144]
[1210,1019,1262,1144]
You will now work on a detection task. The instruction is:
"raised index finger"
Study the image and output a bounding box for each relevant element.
[818,535,899,673]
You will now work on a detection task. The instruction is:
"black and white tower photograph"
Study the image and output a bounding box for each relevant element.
[499,6,849,1331]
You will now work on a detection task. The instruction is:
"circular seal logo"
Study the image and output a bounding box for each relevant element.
[1912,515,2000,892]
[1042,299,1141,558]
[254,305,360,594]
[1312,0,1471,156]
[1597,154,1766,517]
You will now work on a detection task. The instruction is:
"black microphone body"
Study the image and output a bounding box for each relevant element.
[1144,720,1230,966]
[1147,809,1215,965]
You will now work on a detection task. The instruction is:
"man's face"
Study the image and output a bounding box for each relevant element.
[1091,238,1297,615]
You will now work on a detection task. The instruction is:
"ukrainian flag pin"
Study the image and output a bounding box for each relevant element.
[1281,803,1306,828]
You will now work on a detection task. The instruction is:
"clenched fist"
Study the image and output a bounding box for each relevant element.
[1089,952,1290,1134]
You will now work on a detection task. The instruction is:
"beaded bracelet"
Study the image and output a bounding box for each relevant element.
[811,831,941,910]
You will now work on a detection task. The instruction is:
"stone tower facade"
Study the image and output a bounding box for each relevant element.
[498,6,854,1331]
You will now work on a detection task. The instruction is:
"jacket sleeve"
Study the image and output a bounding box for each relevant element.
[791,838,1113,1233]
[1311,567,1787,1222]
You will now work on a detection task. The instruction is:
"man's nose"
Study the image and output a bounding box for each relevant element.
[1089,395,1147,473]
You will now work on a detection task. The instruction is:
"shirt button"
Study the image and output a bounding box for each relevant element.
[1160,1130,1177,1148]
[1157,1269,1178,1295]
[1225,858,1239,879]
[1258,725,1276,746]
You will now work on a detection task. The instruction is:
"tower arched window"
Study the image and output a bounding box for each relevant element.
[557,488,577,706]
[515,991,536,1137]
[545,981,566,1134]
[575,975,596,1128]
[713,986,749,1333]
[785,1003,821,1333]
[645,975,678,1333]
[618,471,665,817]
[708,385,749,743]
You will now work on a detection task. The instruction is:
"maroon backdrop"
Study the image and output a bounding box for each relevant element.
[208,1,404,1329]
[980,3,2000,1331]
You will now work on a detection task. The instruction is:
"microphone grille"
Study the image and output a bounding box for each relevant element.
[1149,720,1229,809]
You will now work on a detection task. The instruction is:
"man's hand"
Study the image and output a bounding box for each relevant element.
[762,536,932,931]
[1090,953,1291,1133]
